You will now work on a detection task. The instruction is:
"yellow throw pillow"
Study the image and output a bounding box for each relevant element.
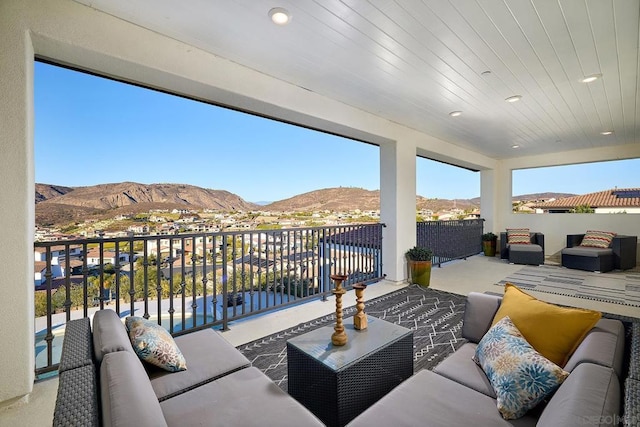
[492,283,601,367]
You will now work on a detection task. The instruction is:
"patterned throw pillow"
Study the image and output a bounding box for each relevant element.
[507,228,531,245]
[125,316,187,372]
[580,230,616,248]
[474,316,569,420]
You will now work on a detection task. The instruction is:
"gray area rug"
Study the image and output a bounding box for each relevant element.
[497,264,640,307]
[237,285,467,392]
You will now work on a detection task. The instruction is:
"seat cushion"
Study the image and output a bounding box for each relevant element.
[346,369,538,427]
[492,284,601,367]
[562,246,613,257]
[160,367,324,427]
[433,343,496,398]
[92,309,133,363]
[509,244,542,254]
[148,328,251,401]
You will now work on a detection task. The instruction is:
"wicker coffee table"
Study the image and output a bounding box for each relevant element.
[286,316,413,427]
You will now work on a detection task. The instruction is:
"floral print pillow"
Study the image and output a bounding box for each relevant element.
[125,316,187,372]
[473,316,569,420]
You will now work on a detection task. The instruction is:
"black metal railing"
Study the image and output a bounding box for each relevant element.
[34,223,384,377]
[416,219,484,266]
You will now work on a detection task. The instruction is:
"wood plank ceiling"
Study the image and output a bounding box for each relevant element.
[73,0,640,160]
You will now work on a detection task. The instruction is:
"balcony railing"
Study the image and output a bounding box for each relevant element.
[34,223,384,376]
[417,219,484,266]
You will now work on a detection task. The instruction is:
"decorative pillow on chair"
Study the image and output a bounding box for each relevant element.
[492,283,601,366]
[506,228,531,245]
[580,230,616,248]
[474,316,569,420]
[125,316,187,372]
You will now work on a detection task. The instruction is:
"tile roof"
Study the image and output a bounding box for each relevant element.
[532,188,640,209]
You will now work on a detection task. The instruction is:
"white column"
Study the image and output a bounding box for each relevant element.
[0,3,36,404]
[380,139,417,283]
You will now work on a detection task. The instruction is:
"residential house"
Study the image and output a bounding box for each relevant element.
[532,188,640,214]
[2,0,640,410]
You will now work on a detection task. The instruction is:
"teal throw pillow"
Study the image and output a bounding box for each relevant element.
[125,316,187,372]
[473,316,569,420]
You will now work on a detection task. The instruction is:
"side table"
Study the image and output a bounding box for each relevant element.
[286,316,413,427]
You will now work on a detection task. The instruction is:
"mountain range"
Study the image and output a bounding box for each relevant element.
[35,182,575,227]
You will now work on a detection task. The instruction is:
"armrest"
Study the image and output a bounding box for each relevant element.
[532,233,545,252]
[566,234,585,248]
[462,292,502,343]
[499,232,508,259]
[611,235,638,270]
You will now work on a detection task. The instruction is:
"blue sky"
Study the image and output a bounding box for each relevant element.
[35,62,639,202]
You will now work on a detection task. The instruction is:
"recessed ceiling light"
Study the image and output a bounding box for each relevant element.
[511,144,520,149]
[505,95,522,103]
[581,73,602,83]
[600,130,614,135]
[269,7,291,25]
[449,111,462,117]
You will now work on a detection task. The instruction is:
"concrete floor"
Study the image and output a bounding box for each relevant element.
[2,254,637,426]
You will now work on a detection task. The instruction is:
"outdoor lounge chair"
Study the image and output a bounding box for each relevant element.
[561,233,637,272]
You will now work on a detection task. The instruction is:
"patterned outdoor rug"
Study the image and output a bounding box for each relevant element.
[237,285,467,392]
[496,264,640,307]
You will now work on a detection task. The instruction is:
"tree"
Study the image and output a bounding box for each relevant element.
[571,204,594,213]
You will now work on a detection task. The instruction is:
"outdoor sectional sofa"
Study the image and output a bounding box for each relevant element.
[52,309,324,427]
[53,294,634,426]
[348,290,627,426]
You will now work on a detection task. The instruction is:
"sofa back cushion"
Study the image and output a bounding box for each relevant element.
[100,351,168,427]
[537,363,620,427]
[563,318,625,378]
[92,309,133,363]
[461,292,502,343]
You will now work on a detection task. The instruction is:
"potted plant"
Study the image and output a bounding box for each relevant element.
[406,246,433,287]
[482,232,497,257]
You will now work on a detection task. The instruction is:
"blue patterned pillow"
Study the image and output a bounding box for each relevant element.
[125,316,187,372]
[474,316,569,420]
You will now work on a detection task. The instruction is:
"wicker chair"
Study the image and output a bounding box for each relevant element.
[561,234,637,272]
[500,232,545,265]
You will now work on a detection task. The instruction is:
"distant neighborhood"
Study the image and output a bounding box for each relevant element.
[34,186,640,243]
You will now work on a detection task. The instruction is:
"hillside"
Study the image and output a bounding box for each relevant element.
[262,187,480,212]
[35,182,258,226]
[263,187,382,211]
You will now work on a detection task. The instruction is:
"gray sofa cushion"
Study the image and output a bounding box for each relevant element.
[564,318,625,377]
[346,369,537,427]
[433,343,496,398]
[561,246,613,257]
[101,351,168,427]
[160,367,324,427]
[92,309,133,363]
[148,328,251,401]
[461,292,502,343]
[537,363,620,427]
